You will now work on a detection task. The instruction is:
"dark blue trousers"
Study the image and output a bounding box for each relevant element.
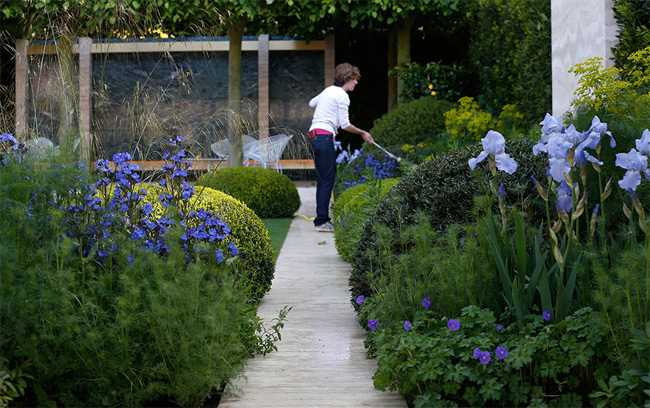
[310,134,336,226]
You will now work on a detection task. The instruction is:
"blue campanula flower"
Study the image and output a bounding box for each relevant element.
[447,319,461,332]
[0,133,17,145]
[543,309,552,322]
[368,319,378,332]
[215,249,225,264]
[495,345,508,361]
[355,295,365,305]
[556,181,573,213]
[616,149,649,192]
[181,181,194,200]
[403,320,412,332]
[131,227,145,241]
[112,152,132,164]
[468,130,518,174]
[228,242,238,256]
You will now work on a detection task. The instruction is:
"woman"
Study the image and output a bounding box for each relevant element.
[308,63,374,232]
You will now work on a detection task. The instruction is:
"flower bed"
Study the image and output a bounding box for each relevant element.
[0,135,284,407]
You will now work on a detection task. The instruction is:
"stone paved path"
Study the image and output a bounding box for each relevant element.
[219,187,405,408]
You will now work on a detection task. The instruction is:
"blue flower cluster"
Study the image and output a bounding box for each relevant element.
[342,152,398,189]
[62,136,236,266]
[0,132,25,165]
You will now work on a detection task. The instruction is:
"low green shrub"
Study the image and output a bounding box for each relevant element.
[369,96,452,148]
[197,167,300,218]
[333,178,399,263]
[350,139,546,301]
[367,305,607,407]
[144,184,275,303]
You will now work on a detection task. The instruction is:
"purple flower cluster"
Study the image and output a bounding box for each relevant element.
[472,345,508,365]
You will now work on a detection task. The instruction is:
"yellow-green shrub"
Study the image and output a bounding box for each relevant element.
[143,184,274,302]
[444,96,495,143]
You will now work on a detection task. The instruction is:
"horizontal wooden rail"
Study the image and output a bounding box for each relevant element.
[97,159,314,172]
[27,40,326,55]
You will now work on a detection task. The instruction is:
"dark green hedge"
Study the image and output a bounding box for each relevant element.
[468,0,552,121]
[370,97,452,148]
[349,139,546,301]
[613,0,650,73]
[197,167,300,218]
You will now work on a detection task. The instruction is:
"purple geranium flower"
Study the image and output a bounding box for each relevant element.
[479,351,492,365]
[421,296,432,310]
[495,345,509,361]
[403,320,412,332]
[368,319,378,332]
[496,324,505,333]
[447,319,461,332]
[543,309,552,322]
[355,295,366,305]
[473,347,482,360]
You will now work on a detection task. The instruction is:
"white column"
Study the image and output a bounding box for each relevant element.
[551,0,618,117]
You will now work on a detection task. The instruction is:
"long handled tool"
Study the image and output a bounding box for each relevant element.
[372,141,402,162]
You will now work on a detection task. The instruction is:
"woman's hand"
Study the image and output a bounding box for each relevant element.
[361,131,375,145]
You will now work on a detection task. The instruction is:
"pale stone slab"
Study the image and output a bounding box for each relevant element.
[551,0,618,117]
[219,187,405,408]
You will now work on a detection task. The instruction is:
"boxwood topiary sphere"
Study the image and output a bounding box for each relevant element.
[143,184,274,303]
[370,96,453,148]
[196,167,300,218]
[350,139,546,302]
[333,178,400,263]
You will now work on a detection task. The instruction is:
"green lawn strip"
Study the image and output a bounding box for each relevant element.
[263,218,292,261]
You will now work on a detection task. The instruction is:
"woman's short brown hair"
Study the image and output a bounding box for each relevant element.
[334,63,361,86]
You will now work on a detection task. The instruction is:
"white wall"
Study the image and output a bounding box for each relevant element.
[551,0,619,117]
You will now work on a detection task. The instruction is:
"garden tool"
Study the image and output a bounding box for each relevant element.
[372,141,402,163]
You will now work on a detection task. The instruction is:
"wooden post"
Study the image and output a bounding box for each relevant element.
[396,17,413,105]
[78,37,92,163]
[324,34,335,87]
[228,25,243,167]
[15,39,29,138]
[387,28,398,111]
[258,34,270,139]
